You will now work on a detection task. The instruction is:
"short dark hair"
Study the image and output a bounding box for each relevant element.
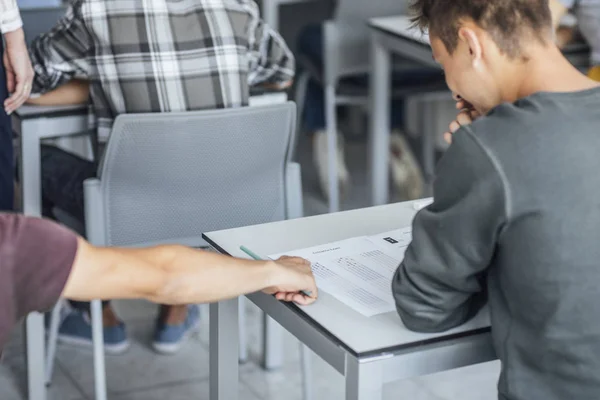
[411,0,553,58]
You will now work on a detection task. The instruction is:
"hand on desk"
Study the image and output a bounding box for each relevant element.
[444,97,481,144]
[263,256,318,306]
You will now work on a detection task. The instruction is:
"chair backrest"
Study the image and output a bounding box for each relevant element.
[95,102,296,247]
[324,0,410,84]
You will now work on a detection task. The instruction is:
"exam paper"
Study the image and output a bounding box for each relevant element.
[270,227,412,317]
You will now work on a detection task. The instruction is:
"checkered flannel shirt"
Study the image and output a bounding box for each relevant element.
[29,0,295,141]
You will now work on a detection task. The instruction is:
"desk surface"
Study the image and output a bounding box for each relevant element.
[204,201,490,356]
[370,15,590,68]
[14,88,286,120]
[369,15,430,46]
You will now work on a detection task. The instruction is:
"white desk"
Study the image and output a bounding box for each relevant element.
[369,16,439,207]
[14,91,289,400]
[204,200,494,400]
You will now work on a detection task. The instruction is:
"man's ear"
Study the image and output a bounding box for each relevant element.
[458,27,484,68]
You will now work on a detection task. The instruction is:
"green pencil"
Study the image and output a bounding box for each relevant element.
[240,245,313,297]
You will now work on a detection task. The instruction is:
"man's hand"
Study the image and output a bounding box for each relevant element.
[444,97,481,144]
[3,28,34,115]
[264,256,318,306]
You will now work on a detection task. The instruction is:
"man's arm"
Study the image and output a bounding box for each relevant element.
[392,127,507,333]
[63,238,318,306]
[28,0,93,96]
[245,2,295,89]
[27,80,90,106]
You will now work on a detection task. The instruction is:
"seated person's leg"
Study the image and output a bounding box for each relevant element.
[41,144,129,352]
[41,144,96,222]
[389,98,424,201]
[152,304,201,354]
[386,67,442,200]
[297,24,350,200]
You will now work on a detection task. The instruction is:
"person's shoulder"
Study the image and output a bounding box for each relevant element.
[0,213,76,243]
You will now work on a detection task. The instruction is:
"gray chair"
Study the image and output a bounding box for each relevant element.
[45,102,313,400]
[295,0,448,211]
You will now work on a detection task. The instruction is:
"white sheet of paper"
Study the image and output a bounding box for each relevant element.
[270,227,413,317]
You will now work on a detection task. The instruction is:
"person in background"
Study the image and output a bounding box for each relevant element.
[0,212,317,351]
[26,0,294,355]
[296,13,442,202]
[393,0,600,399]
[550,0,600,80]
[0,0,35,211]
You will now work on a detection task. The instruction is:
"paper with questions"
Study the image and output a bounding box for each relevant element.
[269,227,412,317]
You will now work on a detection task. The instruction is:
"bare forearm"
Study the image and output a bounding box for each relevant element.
[64,241,278,304]
[27,80,90,106]
[141,245,277,304]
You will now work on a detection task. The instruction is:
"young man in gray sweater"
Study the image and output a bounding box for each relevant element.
[392,1,600,399]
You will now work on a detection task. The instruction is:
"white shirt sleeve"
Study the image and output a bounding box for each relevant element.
[0,0,23,33]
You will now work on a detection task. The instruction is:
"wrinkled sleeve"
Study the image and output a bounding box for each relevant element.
[392,127,507,333]
[245,1,295,86]
[29,0,93,95]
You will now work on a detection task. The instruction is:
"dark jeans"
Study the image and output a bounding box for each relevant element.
[0,39,13,211]
[297,24,442,133]
[41,144,108,311]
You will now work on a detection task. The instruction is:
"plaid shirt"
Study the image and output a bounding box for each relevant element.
[29,0,294,141]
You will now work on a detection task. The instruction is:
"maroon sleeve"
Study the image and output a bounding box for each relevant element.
[0,213,78,348]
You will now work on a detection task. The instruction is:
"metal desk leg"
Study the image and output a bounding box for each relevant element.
[421,100,435,196]
[345,355,384,400]
[263,0,279,31]
[19,119,47,400]
[210,299,239,400]
[369,35,392,206]
[261,313,284,370]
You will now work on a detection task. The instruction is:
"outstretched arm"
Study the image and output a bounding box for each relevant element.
[63,238,318,306]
